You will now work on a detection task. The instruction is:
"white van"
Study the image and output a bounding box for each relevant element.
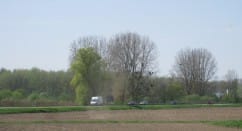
[90,96,103,105]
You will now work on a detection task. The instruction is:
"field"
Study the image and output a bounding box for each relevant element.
[0,105,242,131]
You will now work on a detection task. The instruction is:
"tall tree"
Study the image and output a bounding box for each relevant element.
[238,80,242,99]
[70,36,108,64]
[173,48,217,96]
[70,36,113,104]
[108,32,156,101]
[70,47,102,105]
[225,70,239,102]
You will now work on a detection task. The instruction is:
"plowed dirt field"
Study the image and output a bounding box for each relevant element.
[0,107,241,131]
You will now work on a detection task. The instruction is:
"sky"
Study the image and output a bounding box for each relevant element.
[0,0,242,79]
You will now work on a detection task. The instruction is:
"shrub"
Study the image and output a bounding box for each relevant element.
[0,89,12,100]
[39,92,49,99]
[28,93,40,101]
[181,94,215,104]
[200,96,215,104]
[59,93,72,101]
[181,94,200,104]
[221,95,236,103]
[11,90,24,100]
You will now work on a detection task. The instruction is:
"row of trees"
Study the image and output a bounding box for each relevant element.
[0,32,240,106]
[0,67,240,106]
[70,32,241,105]
[0,68,75,106]
[70,33,156,104]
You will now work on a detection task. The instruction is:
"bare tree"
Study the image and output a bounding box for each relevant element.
[108,32,156,101]
[225,70,239,102]
[173,48,217,96]
[70,36,108,64]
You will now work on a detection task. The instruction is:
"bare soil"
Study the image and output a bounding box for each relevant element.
[0,123,241,131]
[0,107,242,131]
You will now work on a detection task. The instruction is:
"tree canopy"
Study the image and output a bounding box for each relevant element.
[71,47,102,105]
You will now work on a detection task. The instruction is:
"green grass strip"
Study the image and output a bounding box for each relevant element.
[0,120,203,125]
[209,120,242,128]
[0,120,241,129]
[0,104,242,114]
[0,106,87,114]
[108,104,242,110]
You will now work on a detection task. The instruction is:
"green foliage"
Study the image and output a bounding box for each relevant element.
[0,104,242,114]
[11,90,24,100]
[0,89,12,100]
[0,89,24,101]
[238,89,242,97]
[71,48,103,105]
[28,93,40,101]
[0,68,75,106]
[211,120,242,128]
[221,95,236,103]
[59,93,73,101]
[148,77,185,104]
[75,85,88,105]
[39,92,49,99]
[200,96,215,102]
[0,106,86,114]
[237,84,242,100]
[181,94,215,104]
[166,81,185,101]
[181,94,200,104]
[71,48,101,78]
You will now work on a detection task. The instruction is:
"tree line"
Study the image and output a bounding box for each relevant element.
[0,32,241,106]
[0,68,75,106]
[70,32,242,105]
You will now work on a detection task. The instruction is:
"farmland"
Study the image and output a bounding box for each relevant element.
[0,106,242,131]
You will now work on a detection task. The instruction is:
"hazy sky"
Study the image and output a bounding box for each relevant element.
[0,0,241,79]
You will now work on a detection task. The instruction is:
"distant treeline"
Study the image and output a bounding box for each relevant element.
[1,32,242,106]
[0,67,241,106]
[0,68,75,106]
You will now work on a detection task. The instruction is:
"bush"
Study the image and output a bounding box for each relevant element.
[181,94,215,104]
[11,90,24,100]
[181,94,200,104]
[28,93,40,101]
[200,96,215,104]
[0,89,12,100]
[221,95,236,103]
[59,93,72,101]
[39,92,49,99]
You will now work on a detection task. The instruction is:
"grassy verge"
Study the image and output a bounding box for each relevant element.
[0,120,203,125]
[105,104,242,110]
[0,120,241,129]
[0,106,87,114]
[0,104,241,114]
[210,120,242,129]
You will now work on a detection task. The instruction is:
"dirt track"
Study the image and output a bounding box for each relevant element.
[0,107,242,131]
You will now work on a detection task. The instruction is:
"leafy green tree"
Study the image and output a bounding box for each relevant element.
[71,47,102,105]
